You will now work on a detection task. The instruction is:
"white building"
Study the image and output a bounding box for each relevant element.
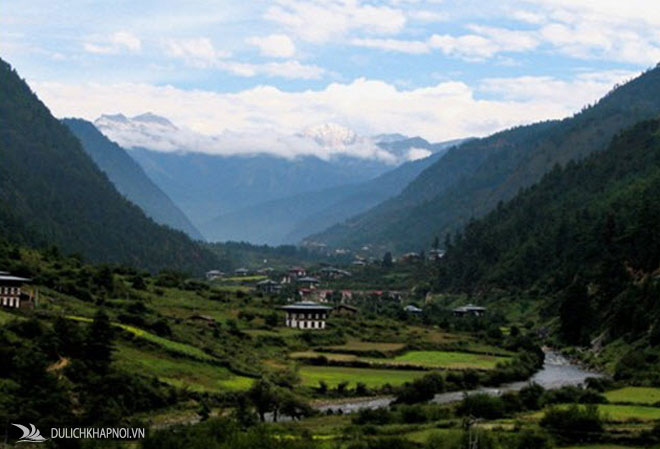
[0,273,31,308]
[280,301,332,330]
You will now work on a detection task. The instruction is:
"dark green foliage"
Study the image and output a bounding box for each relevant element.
[434,119,660,346]
[63,118,203,239]
[0,59,218,273]
[540,404,603,442]
[456,393,506,419]
[314,65,660,252]
[394,372,445,404]
[143,418,312,449]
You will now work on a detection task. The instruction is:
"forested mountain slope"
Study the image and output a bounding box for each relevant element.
[0,59,217,273]
[435,119,660,350]
[310,65,660,252]
[203,145,454,244]
[63,119,204,240]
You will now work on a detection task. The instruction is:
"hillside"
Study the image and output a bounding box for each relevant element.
[310,65,660,252]
[0,59,217,273]
[434,119,660,354]
[202,140,463,244]
[63,118,204,240]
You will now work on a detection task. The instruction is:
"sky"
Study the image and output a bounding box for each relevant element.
[2,0,659,149]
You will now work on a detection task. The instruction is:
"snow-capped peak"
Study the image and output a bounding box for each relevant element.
[301,123,358,147]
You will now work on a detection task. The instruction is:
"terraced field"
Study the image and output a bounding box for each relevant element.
[388,350,510,370]
[298,366,426,388]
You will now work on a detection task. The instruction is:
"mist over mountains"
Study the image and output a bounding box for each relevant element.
[94,113,461,244]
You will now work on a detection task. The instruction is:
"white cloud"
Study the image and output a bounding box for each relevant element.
[265,0,406,43]
[521,0,660,65]
[406,147,432,161]
[83,31,141,55]
[30,69,638,151]
[164,37,231,67]
[164,36,322,79]
[247,34,296,58]
[351,26,539,60]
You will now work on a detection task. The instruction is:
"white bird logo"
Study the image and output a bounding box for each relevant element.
[12,423,48,443]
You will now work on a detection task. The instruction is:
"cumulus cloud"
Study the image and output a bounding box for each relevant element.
[93,113,398,162]
[163,36,322,79]
[247,34,296,58]
[265,0,406,43]
[352,26,539,60]
[30,69,638,149]
[83,31,141,54]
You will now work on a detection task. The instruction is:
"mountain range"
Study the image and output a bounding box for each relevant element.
[94,113,461,244]
[62,118,204,240]
[0,59,217,273]
[308,65,660,253]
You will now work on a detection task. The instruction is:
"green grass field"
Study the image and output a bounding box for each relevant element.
[298,365,427,388]
[323,341,407,353]
[605,387,660,405]
[389,350,510,370]
[115,344,253,392]
[530,404,660,422]
[290,351,358,362]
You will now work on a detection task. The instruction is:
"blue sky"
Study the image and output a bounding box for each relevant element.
[2,0,659,145]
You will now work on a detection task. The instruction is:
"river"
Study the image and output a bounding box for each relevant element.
[314,350,602,414]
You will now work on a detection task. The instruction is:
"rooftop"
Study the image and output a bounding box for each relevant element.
[0,274,31,282]
[280,301,333,311]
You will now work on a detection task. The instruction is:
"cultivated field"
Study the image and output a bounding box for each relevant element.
[298,365,427,388]
[605,387,660,405]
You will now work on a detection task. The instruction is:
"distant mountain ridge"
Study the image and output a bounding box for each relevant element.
[309,65,660,253]
[202,141,464,244]
[0,58,217,273]
[94,113,460,244]
[63,118,204,240]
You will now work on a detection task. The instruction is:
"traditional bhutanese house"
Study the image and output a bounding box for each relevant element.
[340,290,353,302]
[280,301,332,330]
[0,273,31,309]
[428,249,446,261]
[289,267,307,278]
[205,270,224,281]
[257,279,282,294]
[335,304,358,316]
[401,252,421,262]
[316,289,333,302]
[351,260,366,267]
[297,276,320,289]
[234,268,249,276]
[404,304,423,314]
[452,304,486,317]
[319,267,352,280]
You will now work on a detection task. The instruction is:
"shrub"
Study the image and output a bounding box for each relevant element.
[540,404,603,441]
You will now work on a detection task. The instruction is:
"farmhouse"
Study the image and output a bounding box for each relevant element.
[0,272,31,309]
[297,276,320,289]
[205,270,224,281]
[453,304,486,317]
[404,304,423,314]
[257,279,282,294]
[280,301,332,330]
[234,268,249,276]
[319,267,352,280]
